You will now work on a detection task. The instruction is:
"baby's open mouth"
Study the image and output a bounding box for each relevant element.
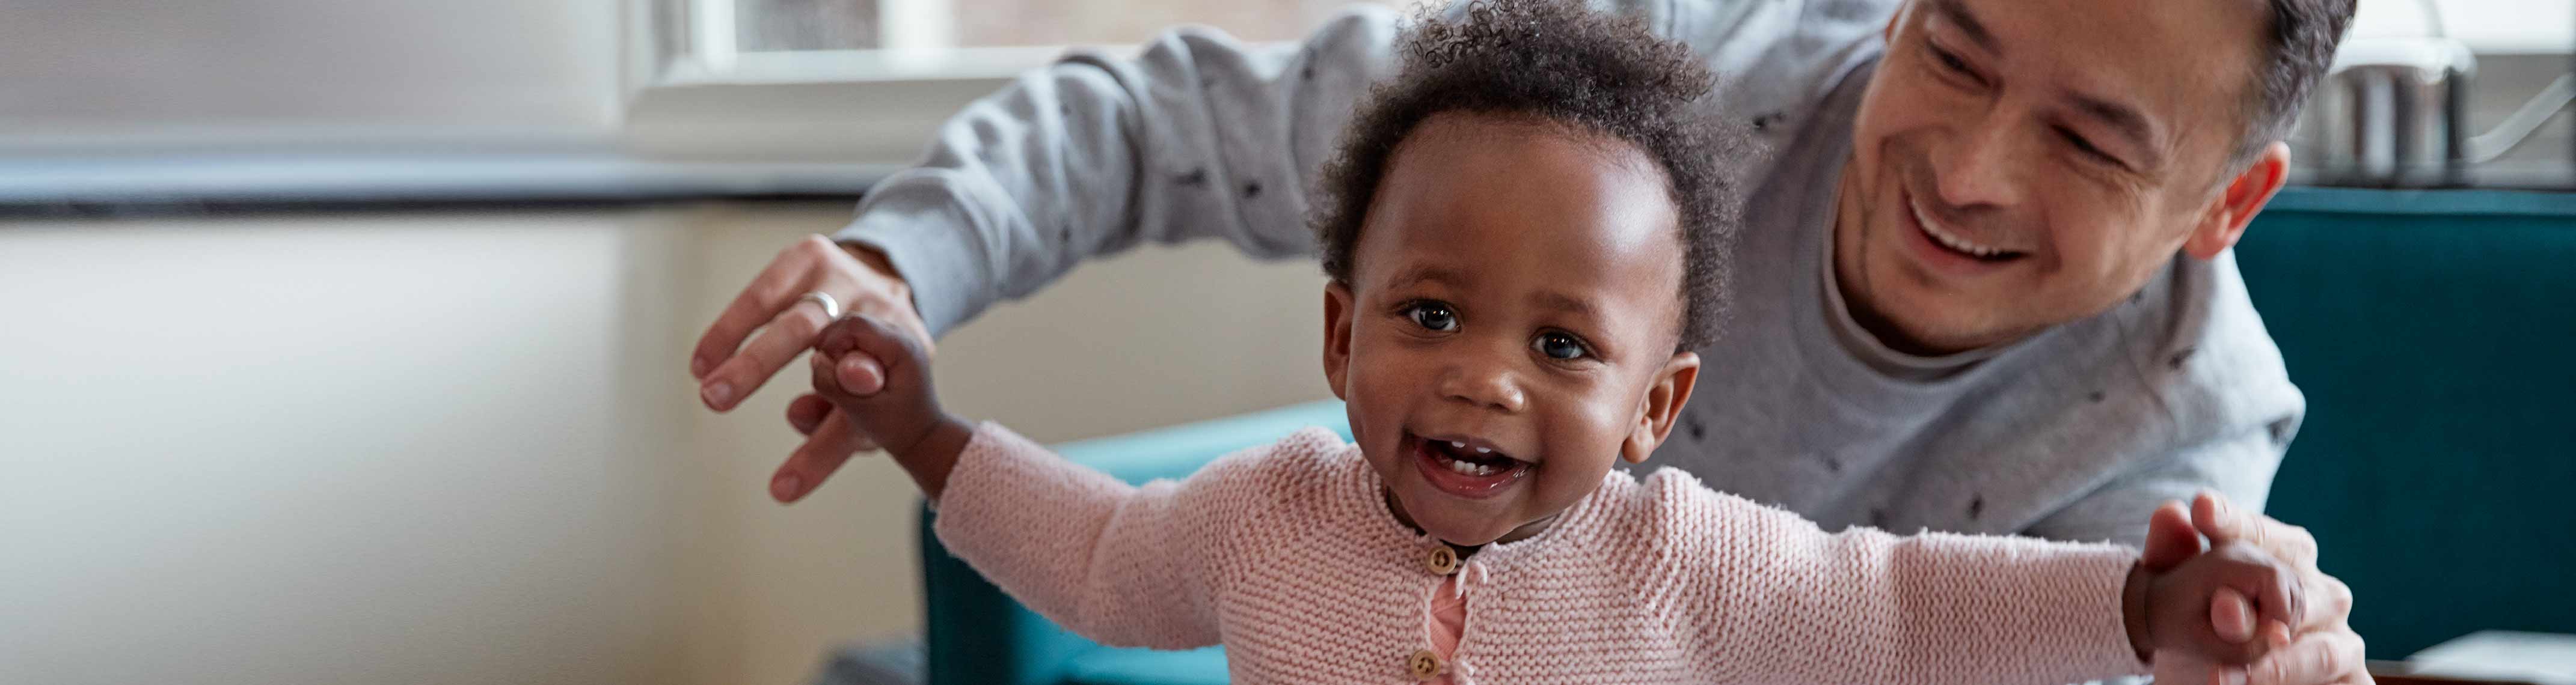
[1405,431,1533,499]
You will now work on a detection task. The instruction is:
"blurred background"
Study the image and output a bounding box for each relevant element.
[1,1,2569,684]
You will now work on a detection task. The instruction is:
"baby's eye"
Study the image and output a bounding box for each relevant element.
[1532,332,1588,361]
[1406,301,1459,332]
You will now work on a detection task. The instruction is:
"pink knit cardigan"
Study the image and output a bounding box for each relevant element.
[933,424,2151,684]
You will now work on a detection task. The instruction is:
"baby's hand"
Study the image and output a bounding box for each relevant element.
[809,313,970,494]
[2139,542,2304,665]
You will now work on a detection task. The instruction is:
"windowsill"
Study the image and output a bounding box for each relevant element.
[660,44,1142,85]
[0,152,894,218]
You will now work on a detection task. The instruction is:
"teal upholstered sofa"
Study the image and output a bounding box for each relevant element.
[915,187,2576,685]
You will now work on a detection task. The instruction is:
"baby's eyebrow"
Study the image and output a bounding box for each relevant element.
[1529,291,1598,319]
[1386,264,1470,290]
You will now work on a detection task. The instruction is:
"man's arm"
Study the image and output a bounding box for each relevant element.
[739,0,1856,499]
[2022,426,2287,548]
[833,8,1403,336]
[834,1,1712,336]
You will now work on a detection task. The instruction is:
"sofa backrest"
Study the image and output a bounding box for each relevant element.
[2236,187,2576,659]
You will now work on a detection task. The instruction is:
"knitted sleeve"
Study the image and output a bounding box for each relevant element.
[1654,476,2150,684]
[931,422,1278,650]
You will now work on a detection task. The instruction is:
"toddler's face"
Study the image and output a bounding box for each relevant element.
[1324,112,1701,547]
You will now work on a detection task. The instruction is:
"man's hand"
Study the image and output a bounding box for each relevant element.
[689,235,935,503]
[2140,493,2369,685]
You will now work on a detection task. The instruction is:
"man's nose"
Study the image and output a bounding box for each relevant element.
[1930,109,2032,210]
[1438,353,1527,414]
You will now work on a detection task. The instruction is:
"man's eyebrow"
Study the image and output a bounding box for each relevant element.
[1926,0,1999,54]
[2068,91,2166,165]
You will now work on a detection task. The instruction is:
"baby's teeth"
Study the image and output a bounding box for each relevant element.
[1473,446,1492,454]
[1450,441,1466,449]
[1445,458,1498,476]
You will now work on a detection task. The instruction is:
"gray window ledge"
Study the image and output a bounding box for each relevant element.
[0,153,895,218]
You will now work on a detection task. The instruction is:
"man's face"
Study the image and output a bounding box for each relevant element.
[1836,0,2269,354]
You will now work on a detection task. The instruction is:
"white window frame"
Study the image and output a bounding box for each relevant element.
[2355,0,2575,54]
[619,0,1167,164]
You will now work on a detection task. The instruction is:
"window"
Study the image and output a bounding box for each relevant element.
[663,0,1406,84]
[2352,0,2574,54]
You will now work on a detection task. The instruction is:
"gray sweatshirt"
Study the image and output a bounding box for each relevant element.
[838,0,2305,547]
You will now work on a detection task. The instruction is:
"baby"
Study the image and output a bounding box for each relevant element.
[807,1,2299,682]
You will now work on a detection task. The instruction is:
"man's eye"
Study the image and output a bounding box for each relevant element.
[1532,332,1587,361]
[2058,127,2122,166]
[1933,46,1970,75]
[1407,302,1459,332]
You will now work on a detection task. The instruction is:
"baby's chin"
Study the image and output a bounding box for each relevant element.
[1386,484,1532,547]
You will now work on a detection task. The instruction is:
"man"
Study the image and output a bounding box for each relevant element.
[688,0,2366,683]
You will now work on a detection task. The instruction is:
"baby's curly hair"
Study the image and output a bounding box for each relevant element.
[1311,0,1743,350]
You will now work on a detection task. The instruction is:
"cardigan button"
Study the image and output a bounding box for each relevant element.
[1406,648,1444,680]
[1423,546,1460,575]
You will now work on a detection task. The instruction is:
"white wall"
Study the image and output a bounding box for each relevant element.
[0,0,622,145]
[667,204,1330,685]
[0,204,1331,685]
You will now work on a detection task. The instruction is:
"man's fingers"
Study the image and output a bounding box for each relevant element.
[692,236,829,379]
[786,394,833,436]
[2194,492,2319,568]
[2142,499,2206,571]
[773,410,862,503]
[2194,492,2253,544]
[2257,558,2304,638]
[702,303,833,411]
[2148,651,2224,685]
[2307,573,2352,631]
[2245,628,2367,685]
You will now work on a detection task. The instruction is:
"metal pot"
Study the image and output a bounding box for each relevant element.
[2298,35,2476,187]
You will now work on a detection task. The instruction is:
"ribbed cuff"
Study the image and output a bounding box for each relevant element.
[834,176,995,338]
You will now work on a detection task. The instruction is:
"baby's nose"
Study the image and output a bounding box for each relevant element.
[1438,362,1526,413]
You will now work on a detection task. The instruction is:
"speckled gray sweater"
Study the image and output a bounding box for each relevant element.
[837,0,2305,548]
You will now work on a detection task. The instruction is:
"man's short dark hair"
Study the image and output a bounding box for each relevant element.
[1311,0,1742,351]
[2239,0,2358,163]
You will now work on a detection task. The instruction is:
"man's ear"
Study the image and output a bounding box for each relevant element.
[2185,141,2290,260]
[1622,352,1702,464]
[1323,282,1357,400]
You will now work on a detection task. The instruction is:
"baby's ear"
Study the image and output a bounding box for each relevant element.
[1322,282,1357,400]
[1622,351,1702,464]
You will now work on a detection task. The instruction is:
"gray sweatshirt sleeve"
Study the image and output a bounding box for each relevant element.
[832,8,1405,336]
[2022,419,2295,547]
[835,1,1695,336]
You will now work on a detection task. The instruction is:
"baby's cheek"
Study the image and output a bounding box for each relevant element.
[1539,412,1630,480]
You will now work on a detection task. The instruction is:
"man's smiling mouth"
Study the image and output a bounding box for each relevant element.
[1907,190,2026,263]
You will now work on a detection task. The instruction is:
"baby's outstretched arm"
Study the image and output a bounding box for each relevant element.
[807,312,974,498]
[1675,488,2307,685]
[805,312,1248,650]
